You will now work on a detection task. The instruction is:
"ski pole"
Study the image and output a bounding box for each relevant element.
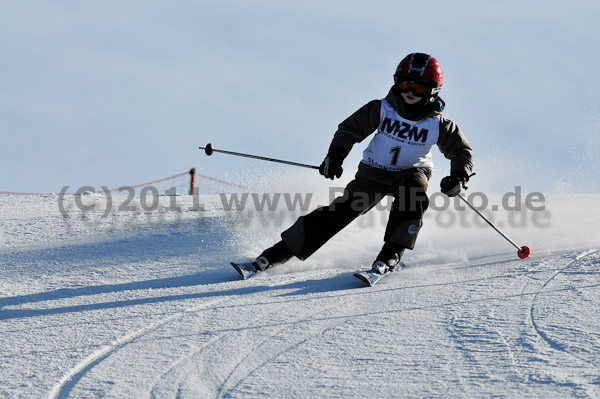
[457,193,530,259]
[199,143,319,170]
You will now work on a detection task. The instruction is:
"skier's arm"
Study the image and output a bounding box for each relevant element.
[437,118,474,177]
[328,99,381,156]
[317,100,380,180]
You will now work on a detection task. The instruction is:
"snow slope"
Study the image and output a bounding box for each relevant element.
[1,190,599,398]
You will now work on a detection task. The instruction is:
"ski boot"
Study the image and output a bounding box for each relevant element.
[371,244,405,275]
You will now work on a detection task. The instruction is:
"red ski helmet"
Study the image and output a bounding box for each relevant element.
[394,53,443,95]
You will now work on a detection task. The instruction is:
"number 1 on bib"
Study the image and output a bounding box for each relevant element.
[390,146,402,166]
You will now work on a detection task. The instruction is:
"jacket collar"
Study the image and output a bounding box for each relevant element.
[385,87,445,121]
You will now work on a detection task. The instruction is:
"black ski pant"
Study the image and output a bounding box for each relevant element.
[281,167,430,260]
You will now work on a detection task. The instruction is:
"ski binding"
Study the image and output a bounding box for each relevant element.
[354,262,405,286]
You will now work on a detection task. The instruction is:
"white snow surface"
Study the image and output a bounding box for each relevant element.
[1,190,600,398]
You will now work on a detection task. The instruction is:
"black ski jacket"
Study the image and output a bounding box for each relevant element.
[329,87,473,181]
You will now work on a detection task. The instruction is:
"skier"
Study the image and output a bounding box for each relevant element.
[244,52,473,275]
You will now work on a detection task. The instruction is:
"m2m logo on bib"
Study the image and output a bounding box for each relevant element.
[381,118,429,143]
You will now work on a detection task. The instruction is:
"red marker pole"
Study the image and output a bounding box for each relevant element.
[457,193,530,259]
[189,168,196,195]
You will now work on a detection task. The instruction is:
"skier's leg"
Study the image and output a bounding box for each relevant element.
[378,169,429,270]
[280,178,386,260]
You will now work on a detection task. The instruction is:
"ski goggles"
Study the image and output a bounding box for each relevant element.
[398,80,430,97]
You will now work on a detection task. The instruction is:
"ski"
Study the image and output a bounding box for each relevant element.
[354,262,405,287]
[231,261,259,280]
[353,270,393,286]
[231,261,405,284]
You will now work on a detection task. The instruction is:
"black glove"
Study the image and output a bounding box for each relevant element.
[319,146,345,180]
[440,171,469,197]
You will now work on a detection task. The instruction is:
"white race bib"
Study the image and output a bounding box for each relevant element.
[362,99,440,171]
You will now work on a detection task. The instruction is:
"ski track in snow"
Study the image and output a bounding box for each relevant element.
[141,273,360,399]
[1,194,600,398]
[214,297,351,398]
[48,297,227,399]
[529,249,599,362]
[526,249,600,397]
